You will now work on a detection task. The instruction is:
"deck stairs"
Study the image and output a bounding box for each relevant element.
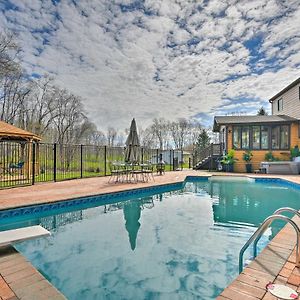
[193,143,223,170]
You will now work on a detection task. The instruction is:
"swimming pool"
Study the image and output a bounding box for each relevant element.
[1,177,300,299]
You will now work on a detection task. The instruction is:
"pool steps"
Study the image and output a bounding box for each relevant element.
[239,207,300,273]
[0,225,50,247]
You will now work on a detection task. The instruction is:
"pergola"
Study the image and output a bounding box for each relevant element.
[0,121,41,177]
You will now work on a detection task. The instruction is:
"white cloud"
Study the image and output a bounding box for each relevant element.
[0,0,300,130]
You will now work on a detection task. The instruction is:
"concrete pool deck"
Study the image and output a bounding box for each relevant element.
[0,170,300,299]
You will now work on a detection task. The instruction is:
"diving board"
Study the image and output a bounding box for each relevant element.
[0,225,50,247]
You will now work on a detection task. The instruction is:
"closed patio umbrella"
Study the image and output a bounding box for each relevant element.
[125,118,140,164]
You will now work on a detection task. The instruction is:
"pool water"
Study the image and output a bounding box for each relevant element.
[1,178,300,299]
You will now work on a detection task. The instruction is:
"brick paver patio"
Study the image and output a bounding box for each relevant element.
[1,170,300,299]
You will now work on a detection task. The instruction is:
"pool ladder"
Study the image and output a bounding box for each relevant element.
[239,207,300,273]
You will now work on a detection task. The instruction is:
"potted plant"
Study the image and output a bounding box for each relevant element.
[221,149,237,172]
[265,151,275,162]
[290,145,300,161]
[243,150,253,173]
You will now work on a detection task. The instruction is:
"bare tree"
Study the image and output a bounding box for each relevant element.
[169,118,191,149]
[106,127,117,147]
[150,118,169,149]
[0,70,31,124]
[25,76,58,135]
[0,32,20,78]
[51,88,86,144]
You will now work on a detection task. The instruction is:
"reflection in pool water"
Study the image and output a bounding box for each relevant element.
[2,179,299,299]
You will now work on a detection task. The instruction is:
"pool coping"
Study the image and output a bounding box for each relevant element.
[1,171,300,299]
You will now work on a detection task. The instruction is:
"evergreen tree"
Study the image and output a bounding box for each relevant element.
[257,106,268,115]
[196,129,210,150]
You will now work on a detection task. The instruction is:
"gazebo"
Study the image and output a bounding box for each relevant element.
[0,121,41,178]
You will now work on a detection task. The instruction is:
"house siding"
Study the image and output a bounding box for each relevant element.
[272,82,300,118]
[226,124,300,173]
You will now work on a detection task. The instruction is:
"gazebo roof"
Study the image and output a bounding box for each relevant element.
[0,121,41,141]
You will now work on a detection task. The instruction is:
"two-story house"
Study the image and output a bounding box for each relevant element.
[212,77,300,172]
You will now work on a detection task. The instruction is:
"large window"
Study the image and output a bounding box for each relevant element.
[271,126,280,149]
[232,125,290,150]
[280,125,289,149]
[261,126,269,149]
[233,127,241,149]
[252,126,260,149]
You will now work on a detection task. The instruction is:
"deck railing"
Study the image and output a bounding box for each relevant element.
[192,143,223,168]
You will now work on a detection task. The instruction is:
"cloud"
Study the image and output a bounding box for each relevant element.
[1,0,300,131]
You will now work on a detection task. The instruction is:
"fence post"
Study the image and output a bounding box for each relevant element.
[53,143,57,182]
[32,143,35,185]
[181,149,183,170]
[172,150,175,171]
[209,143,213,171]
[141,147,144,163]
[104,146,107,176]
[156,149,159,164]
[80,144,83,178]
[169,149,172,171]
[189,157,191,169]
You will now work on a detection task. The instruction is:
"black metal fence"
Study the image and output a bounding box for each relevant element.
[0,141,187,189]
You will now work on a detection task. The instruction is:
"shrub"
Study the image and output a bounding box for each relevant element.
[265,151,275,161]
[290,145,300,160]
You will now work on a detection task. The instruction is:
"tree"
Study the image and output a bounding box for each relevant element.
[0,70,31,124]
[0,32,20,78]
[257,106,268,115]
[106,127,117,147]
[196,129,210,151]
[51,88,86,144]
[169,118,191,149]
[150,118,169,149]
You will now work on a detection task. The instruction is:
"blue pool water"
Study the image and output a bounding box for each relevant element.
[1,177,300,299]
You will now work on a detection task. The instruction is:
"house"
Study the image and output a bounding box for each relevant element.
[211,77,300,172]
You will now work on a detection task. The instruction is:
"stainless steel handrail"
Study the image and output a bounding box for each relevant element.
[253,207,300,257]
[239,214,300,273]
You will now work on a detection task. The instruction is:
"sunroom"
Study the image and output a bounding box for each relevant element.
[213,115,300,172]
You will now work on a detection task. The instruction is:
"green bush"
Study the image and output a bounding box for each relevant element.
[265,151,275,161]
[290,145,300,160]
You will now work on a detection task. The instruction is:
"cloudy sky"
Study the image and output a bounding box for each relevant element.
[1,0,300,130]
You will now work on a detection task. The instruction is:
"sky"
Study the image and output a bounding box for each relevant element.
[1,0,300,131]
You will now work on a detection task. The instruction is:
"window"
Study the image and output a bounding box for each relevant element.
[252,126,260,149]
[277,98,283,111]
[232,125,289,150]
[271,126,280,149]
[241,127,250,149]
[261,126,269,149]
[280,125,289,149]
[233,127,241,149]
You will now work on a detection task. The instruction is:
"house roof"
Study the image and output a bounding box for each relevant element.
[0,121,41,141]
[269,77,300,103]
[213,115,299,132]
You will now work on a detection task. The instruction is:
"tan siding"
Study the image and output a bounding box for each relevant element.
[272,83,300,119]
[226,123,300,173]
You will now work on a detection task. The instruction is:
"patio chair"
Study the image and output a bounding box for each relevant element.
[142,163,155,182]
[9,161,24,174]
[156,163,165,175]
[108,162,124,183]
